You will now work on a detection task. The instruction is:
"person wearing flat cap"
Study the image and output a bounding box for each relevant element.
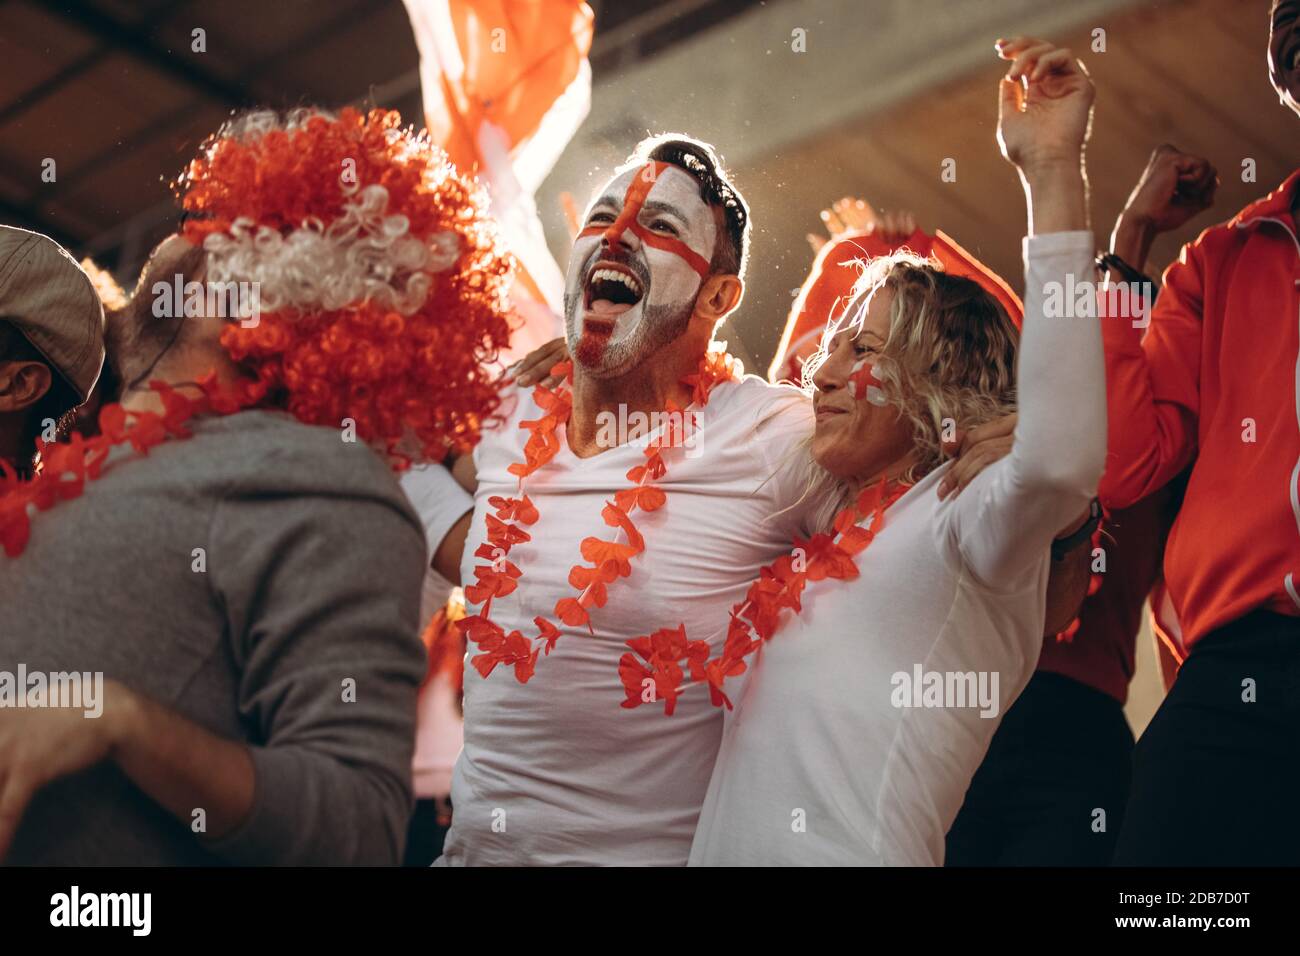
[0,224,105,476]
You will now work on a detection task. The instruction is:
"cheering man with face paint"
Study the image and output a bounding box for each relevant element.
[431,135,836,866]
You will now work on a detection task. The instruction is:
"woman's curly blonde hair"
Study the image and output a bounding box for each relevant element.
[803,250,1020,484]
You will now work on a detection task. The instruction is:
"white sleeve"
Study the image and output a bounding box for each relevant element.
[937,231,1105,590]
[748,386,834,539]
[399,462,474,565]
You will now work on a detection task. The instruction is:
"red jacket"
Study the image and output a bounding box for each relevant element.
[1038,491,1175,704]
[1099,170,1300,647]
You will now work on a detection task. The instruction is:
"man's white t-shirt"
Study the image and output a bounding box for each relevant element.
[438,374,820,865]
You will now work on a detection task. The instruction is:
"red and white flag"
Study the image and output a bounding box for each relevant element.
[402,0,594,362]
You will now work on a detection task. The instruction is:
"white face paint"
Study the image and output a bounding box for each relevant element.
[563,163,718,377]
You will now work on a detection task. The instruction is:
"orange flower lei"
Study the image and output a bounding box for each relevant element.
[618,475,912,715]
[458,347,740,681]
[0,374,256,557]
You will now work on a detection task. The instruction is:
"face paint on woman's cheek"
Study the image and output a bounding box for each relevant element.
[849,357,889,406]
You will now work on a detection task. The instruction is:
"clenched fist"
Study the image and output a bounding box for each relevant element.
[1122,144,1218,234]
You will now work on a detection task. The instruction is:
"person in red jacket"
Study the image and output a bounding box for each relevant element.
[940,143,1216,865]
[1101,1,1300,865]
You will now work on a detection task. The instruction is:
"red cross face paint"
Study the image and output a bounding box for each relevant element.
[564,162,719,376]
[849,357,889,406]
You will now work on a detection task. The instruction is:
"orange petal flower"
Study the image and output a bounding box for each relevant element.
[534,616,562,654]
[614,484,666,513]
[600,502,645,552]
[579,536,639,569]
[555,596,591,631]
[568,564,609,609]
[489,494,540,525]
[484,514,531,549]
[464,560,522,605]
[617,653,684,715]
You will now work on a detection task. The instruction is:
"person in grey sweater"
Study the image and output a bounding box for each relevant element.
[0,408,430,865]
[0,108,507,865]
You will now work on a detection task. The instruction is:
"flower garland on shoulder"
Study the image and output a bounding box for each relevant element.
[457,346,740,681]
[618,475,912,715]
[0,374,256,557]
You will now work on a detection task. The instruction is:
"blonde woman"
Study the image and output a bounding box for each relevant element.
[688,37,1105,866]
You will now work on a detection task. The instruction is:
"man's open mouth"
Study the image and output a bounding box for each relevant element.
[583,261,645,320]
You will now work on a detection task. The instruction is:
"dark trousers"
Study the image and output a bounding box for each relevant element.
[403,797,452,867]
[945,671,1134,866]
[1113,609,1300,866]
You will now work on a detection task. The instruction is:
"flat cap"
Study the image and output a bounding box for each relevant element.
[0,224,105,403]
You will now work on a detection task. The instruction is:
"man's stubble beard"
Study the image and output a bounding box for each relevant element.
[563,292,696,380]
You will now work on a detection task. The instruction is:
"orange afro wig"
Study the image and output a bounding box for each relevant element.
[177,106,514,467]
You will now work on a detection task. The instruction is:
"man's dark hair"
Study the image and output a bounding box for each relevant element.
[0,320,80,473]
[628,134,750,281]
